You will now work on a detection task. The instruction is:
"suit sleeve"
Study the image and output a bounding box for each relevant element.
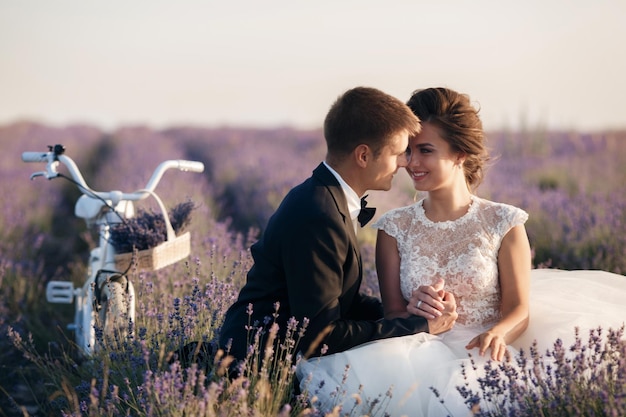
[319,315,429,356]
[282,210,429,358]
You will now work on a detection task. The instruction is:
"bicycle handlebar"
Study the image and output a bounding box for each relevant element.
[22,151,50,163]
[142,160,205,194]
[22,145,205,202]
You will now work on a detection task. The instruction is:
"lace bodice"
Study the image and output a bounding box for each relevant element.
[373,196,528,326]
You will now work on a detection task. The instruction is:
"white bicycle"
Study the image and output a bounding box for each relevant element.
[22,144,204,355]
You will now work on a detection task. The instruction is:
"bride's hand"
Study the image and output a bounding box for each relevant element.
[466,330,508,361]
[407,278,446,319]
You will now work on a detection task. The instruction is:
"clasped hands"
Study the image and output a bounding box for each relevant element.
[406,278,457,334]
[407,278,508,361]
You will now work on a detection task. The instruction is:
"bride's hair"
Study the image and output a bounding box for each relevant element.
[406,87,490,190]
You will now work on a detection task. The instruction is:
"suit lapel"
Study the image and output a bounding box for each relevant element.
[312,163,362,265]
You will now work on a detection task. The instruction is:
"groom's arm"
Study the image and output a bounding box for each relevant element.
[316,291,458,357]
[305,311,430,357]
[283,212,432,358]
[346,293,384,321]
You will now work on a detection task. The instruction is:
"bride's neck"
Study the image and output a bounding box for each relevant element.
[423,188,473,222]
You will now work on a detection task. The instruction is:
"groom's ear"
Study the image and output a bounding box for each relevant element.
[354,144,370,168]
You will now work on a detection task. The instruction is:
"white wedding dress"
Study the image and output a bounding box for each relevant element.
[296,196,626,417]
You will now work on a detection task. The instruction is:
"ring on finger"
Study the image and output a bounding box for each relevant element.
[416,300,423,309]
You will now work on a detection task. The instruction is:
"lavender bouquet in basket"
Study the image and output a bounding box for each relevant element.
[110,201,195,254]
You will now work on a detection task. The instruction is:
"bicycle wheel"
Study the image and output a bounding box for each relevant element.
[97,274,130,347]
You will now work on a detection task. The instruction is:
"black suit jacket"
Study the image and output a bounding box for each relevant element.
[218,163,429,361]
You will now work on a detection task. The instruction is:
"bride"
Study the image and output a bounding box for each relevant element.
[296,87,626,416]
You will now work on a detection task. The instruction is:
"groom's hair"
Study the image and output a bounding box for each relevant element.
[324,86,420,158]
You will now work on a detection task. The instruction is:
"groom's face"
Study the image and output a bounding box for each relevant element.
[364,130,410,191]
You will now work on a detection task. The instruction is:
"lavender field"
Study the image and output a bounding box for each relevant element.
[0,121,625,416]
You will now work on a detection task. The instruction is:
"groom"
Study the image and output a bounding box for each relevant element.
[218,86,458,364]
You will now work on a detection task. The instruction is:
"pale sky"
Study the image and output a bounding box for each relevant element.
[1,0,625,132]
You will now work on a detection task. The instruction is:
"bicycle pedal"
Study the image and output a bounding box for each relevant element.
[46,281,75,304]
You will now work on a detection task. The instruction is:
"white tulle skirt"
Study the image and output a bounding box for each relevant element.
[296,269,626,417]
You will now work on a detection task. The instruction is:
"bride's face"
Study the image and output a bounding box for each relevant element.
[405,122,463,192]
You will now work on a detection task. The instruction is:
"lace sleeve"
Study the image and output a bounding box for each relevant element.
[372,206,416,248]
[496,204,529,237]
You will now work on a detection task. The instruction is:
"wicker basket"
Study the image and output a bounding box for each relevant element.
[114,231,190,271]
[114,190,191,271]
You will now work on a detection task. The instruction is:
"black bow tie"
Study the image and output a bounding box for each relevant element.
[358,195,376,227]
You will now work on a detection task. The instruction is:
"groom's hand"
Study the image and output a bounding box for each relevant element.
[425,292,458,335]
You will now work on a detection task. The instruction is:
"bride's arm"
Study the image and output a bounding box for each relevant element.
[376,229,409,319]
[497,224,532,343]
[376,229,445,320]
[466,224,531,360]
